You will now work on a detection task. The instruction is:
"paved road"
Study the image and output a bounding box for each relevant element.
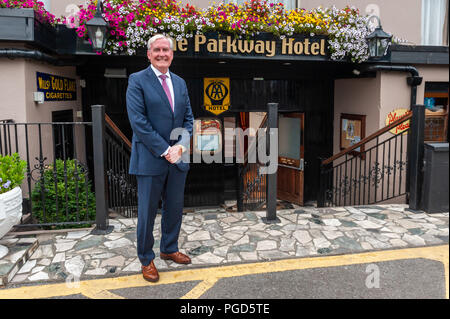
[0,245,447,306]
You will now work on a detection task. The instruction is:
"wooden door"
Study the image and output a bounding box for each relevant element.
[277,113,305,205]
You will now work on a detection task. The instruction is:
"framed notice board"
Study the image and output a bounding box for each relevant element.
[340,113,366,155]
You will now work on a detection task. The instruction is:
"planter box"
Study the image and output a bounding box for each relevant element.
[55,24,96,55]
[0,8,57,51]
[0,186,23,239]
[0,8,34,41]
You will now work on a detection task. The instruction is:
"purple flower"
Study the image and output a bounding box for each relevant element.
[3,180,11,189]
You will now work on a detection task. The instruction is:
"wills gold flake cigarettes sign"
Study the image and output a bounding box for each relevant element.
[36,72,77,101]
[204,78,230,115]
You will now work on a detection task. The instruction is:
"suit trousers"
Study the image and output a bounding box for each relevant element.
[136,165,187,266]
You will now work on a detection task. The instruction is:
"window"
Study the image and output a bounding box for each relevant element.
[424,82,449,142]
[422,0,449,45]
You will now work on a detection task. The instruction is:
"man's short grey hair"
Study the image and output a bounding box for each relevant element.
[147,34,174,50]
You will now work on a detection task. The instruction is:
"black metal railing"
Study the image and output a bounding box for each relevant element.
[237,103,278,223]
[0,106,133,232]
[318,112,413,207]
[0,119,95,228]
[104,114,137,218]
[239,114,268,211]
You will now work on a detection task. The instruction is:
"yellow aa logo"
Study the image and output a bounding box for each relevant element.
[204,78,230,115]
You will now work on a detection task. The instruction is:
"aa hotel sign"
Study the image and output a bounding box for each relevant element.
[204,78,230,115]
[173,34,328,58]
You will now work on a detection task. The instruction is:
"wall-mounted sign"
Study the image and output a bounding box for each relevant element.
[385,108,411,134]
[193,118,222,154]
[36,72,77,101]
[340,113,366,155]
[204,78,230,115]
[173,34,328,60]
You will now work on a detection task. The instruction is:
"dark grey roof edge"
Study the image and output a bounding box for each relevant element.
[390,44,449,65]
[0,7,34,18]
[391,44,449,53]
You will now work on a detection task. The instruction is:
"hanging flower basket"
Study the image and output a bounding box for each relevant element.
[1,0,405,62]
[69,0,376,62]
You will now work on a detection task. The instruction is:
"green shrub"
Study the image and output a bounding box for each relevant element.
[0,153,27,195]
[31,159,96,228]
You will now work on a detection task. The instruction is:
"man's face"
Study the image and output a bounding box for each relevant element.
[147,38,173,73]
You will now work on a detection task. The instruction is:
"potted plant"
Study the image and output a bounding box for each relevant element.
[0,153,27,259]
[31,159,96,229]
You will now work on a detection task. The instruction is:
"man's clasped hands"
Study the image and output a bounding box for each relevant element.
[164,144,183,164]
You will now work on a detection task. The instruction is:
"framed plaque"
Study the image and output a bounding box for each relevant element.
[340,113,366,156]
[193,118,222,155]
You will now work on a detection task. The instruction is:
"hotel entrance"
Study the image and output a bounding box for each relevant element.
[278,113,305,206]
[79,55,338,210]
[237,111,306,208]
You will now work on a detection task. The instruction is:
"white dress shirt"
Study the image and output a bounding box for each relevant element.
[150,64,176,157]
[150,64,175,112]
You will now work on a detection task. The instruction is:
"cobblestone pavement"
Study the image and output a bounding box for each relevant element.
[1,204,448,286]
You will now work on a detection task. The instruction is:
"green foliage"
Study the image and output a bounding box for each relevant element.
[0,153,27,195]
[31,159,96,228]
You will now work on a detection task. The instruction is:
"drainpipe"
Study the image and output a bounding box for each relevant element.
[360,64,424,210]
[361,65,422,106]
[0,48,82,66]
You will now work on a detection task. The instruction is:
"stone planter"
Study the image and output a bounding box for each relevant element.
[0,187,23,259]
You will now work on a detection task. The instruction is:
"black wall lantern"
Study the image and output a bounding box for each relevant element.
[86,0,108,51]
[366,16,392,59]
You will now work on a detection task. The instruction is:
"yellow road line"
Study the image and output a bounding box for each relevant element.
[181,278,219,299]
[0,245,447,299]
[81,289,125,299]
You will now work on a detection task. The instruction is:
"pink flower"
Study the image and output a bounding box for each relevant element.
[126,13,134,23]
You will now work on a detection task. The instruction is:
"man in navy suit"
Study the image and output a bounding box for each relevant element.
[126,34,194,282]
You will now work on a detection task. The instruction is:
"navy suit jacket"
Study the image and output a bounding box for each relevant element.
[126,66,194,176]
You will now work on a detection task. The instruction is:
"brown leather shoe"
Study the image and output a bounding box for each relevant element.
[160,251,191,264]
[142,260,159,282]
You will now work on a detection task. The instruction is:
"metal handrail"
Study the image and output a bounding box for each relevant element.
[322,112,412,165]
[104,113,131,150]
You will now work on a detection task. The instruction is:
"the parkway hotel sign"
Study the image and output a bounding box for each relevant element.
[171,33,329,60]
